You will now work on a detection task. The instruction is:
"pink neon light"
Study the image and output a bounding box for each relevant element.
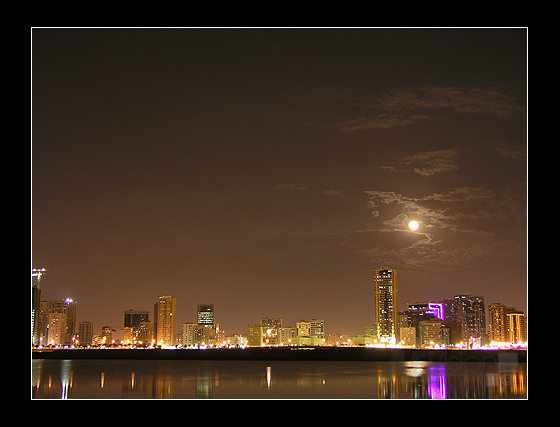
[428,303,444,320]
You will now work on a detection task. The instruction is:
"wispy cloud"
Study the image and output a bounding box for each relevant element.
[338,86,524,132]
[383,149,460,176]
[495,142,527,161]
[356,185,526,269]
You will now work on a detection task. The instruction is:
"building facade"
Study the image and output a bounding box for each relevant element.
[454,295,486,343]
[374,268,398,343]
[155,296,176,347]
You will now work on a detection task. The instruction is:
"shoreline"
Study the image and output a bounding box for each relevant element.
[32,347,527,363]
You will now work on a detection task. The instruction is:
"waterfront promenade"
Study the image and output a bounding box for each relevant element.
[32,346,526,363]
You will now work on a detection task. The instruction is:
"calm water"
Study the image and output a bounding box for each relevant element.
[32,359,526,399]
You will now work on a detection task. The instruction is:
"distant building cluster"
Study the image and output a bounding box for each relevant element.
[31,267,527,349]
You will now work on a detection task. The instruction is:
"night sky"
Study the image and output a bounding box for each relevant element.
[32,28,527,337]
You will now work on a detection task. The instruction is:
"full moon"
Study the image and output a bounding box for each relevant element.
[408,220,419,230]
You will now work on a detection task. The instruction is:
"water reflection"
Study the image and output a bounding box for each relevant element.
[32,359,526,399]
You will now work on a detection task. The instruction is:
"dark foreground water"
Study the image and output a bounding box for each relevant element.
[32,359,526,399]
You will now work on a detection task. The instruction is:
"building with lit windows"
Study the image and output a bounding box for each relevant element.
[137,321,155,346]
[78,321,93,346]
[247,324,264,347]
[197,304,214,325]
[506,310,526,344]
[261,317,282,346]
[374,268,398,343]
[454,295,486,343]
[155,296,176,346]
[489,303,508,342]
[124,309,149,328]
[46,299,77,346]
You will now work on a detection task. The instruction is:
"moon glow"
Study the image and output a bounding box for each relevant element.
[408,220,419,230]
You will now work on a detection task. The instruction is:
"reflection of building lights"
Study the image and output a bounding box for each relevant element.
[266,366,272,389]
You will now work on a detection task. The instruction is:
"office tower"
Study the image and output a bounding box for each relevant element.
[454,295,486,343]
[78,321,93,346]
[124,309,149,328]
[32,268,46,346]
[374,268,398,343]
[197,304,214,325]
[155,296,176,347]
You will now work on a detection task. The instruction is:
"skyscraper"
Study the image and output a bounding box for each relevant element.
[488,303,508,342]
[32,268,46,346]
[374,268,398,343]
[454,295,486,343]
[155,296,176,347]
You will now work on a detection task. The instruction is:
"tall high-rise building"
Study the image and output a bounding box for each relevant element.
[454,295,486,343]
[46,298,77,345]
[155,296,176,347]
[506,310,526,344]
[374,268,398,343]
[197,304,214,325]
[32,268,46,346]
[488,303,508,342]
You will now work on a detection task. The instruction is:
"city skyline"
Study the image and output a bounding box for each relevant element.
[32,28,527,337]
[33,266,525,344]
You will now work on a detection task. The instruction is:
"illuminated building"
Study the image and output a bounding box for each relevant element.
[296,319,325,339]
[374,268,398,343]
[32,268,46,346]
[247,324,264,347]
[47,312,66,346]
[101,326,113,343]
[418,320,444,347]
[182,322,201,347]
[137,321,155,346]
[309,319,325,339]
[296,320,311,336]
[489,303,526,344]
[506,310,526,344]
[278,327,297,345]
[399,327,416,346]
[488,303,508,342]
[197,304,214,325]
[78,321,93,346]
[454,295,486,343]
[287,335,324,346]
[407,302,444,320]
[155,296,176,346]
[46,299,77,345]
[261,317,282,345]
